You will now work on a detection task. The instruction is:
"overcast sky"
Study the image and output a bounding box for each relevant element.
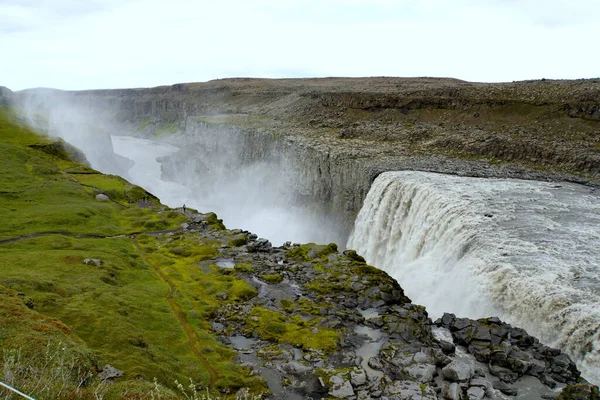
[1,0,599,90]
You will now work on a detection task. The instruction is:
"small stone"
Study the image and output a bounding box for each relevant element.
[215,292,228,300]
[95,193,110,201]
[83,258,102,266]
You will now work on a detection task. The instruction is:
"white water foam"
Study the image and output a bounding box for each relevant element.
[347,171,600,384]
[111,136,191,207]
[111,135,338,246]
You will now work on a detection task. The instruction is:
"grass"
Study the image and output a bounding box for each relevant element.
[0,108,268,398]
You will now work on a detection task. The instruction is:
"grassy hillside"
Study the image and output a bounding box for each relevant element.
[0,108,266,399]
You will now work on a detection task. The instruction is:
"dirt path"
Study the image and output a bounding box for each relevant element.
[132,239,219,389]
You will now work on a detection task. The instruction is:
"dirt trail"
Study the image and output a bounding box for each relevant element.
[132,239,219,389]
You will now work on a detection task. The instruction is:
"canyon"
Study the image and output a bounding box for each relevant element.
[1,77,599,398]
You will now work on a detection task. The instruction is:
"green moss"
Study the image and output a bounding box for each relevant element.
[317,243,338,257]
[234,263,254,273]
[230,280,258,301]
[205,212,226,230]
[557,384,600,400]
[246,307,339,352]
[286,244,313,261]
[342,249,366,263]
[228,234,248,247]
[154,122,179,137]
[136,119,152,131]
[261,274,283,284]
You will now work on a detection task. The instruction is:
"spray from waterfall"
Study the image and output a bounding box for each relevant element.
[348,171,600,384]
[13,90,342,246]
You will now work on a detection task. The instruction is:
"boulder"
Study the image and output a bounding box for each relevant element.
[98,364,123,381]
[442,360,473,382]
[350,369,367,387]
[467,386,486,400]
[493,380,518,396]
[329,375,355,398]
[441,382,462,400]
[384,380,437,399]
[405,363,436,383]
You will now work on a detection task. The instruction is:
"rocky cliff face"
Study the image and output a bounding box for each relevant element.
[14,78,598,237]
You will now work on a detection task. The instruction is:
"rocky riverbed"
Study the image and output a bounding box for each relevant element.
[167,210,598,399]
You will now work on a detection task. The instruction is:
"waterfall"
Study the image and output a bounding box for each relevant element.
[348,171,600,384]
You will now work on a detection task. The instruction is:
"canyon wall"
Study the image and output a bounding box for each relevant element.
[9,78,600,237]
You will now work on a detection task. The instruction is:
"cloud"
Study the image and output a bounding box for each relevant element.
[1,0,599,90]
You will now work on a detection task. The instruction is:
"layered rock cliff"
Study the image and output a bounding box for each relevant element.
[13,78,599,237]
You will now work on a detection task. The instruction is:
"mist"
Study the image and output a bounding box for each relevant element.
[15,89,132,177]
[13,91,342,246]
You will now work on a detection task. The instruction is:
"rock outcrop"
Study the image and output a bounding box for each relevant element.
[173,210,597,399]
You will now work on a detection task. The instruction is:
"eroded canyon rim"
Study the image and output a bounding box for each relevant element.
[5,77,599,238]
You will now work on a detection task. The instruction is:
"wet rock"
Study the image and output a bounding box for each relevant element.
[467,386,486,400]
[350,368,368,387]
[438,340,456,355]
[489,362,519,383]
[441,382,462,400]
[247,238,272,253]
[493,380,518,396]
[405,363,436,383]
[441,360,473,382]
[384,380,437,399]
[280,361,312,374]
[329,375,355,398]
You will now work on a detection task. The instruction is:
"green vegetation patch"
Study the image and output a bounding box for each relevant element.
[285,242,339,262]
[0,110,267,397]
[246,307,339,352]
[261,273,283,284]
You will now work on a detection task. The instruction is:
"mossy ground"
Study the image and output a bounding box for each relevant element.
[0,108,267,398]
[245,307,339,353]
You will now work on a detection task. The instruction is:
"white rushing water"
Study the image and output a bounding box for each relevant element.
[111,136,191,206]
[111,135,336,245]
[347,171,600,384]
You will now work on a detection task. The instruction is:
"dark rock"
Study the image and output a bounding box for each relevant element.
[441,360,473,382]
[438,340,456,355]
[493,380,518,396]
